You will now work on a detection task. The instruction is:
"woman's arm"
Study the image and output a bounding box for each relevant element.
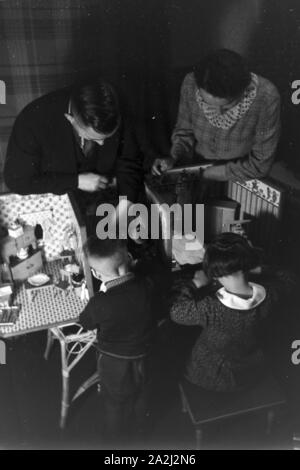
[170,74,196,162]
[224,91,281,181]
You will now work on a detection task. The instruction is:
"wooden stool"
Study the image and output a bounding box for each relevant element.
[179,375,286,449]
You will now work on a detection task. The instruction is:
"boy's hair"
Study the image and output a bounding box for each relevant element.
[83,236,127,263]
[193,49,252,100]
[203,232,261,279]
[71,79,120,134]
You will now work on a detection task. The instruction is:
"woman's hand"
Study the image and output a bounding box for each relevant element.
[192,270,210,289]
[151,157,175,176]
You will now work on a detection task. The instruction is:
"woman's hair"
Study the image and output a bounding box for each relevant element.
[203,232,262,279]
[71,79,120,134]
[193,49,252,100]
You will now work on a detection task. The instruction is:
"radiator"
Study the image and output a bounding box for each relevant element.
[226,179,285,253]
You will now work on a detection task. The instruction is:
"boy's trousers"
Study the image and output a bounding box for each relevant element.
[97,352,150,440]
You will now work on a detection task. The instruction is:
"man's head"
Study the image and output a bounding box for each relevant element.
[194,49,252,113]
[84,236,129,283]
[203,232,261,287]
[65,79,120,146]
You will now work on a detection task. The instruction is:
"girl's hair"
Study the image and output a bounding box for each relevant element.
[193,49,252,100]
[203,232,262,279]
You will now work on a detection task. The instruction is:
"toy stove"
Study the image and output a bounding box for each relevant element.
[145,164,208,269]
[144,164,256,268]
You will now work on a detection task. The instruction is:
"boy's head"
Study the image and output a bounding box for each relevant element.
[203,233,261,286]
[84,236,129,283]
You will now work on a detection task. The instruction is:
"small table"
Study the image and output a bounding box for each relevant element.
[0,259,97,428]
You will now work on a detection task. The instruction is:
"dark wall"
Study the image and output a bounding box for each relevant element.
[164,0,300,172]
[117,0,300,171]
[1,0,300,173]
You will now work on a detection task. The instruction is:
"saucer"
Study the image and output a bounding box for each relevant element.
[28,274,50,287]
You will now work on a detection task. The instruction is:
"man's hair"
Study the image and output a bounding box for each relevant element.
[203,232,262,279]
[70,79,120,134]
[193,49,252,100]
[83,236,127,262]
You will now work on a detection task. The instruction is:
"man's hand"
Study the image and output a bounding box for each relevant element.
[151,157,175,176]
[192,270,210,289]
[78,173,109,192]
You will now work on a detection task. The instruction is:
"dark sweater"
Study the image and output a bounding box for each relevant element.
[79,274,155,358]
[170,270,295,392]
[4,88,143,202]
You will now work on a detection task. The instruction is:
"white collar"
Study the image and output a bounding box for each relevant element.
[99,282,107,293]
[99,272,135,294]
[216,282,266,310]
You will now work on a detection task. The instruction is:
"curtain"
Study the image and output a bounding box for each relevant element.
[0,0,174,190]
[1,0,300,190]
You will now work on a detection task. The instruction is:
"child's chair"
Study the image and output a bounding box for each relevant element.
[179,374,286,449]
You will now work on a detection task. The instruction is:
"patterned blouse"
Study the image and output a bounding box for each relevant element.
[171,73,281,182]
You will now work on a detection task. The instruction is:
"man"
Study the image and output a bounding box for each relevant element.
[4,79,143,217]
[152,49,281,183]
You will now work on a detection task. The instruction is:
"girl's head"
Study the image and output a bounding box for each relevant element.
[203,233,262,284]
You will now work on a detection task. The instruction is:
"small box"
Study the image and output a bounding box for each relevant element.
[10,250,43,281]
[205,200,239,240]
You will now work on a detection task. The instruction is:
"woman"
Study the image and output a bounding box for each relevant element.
[152,49,281,183]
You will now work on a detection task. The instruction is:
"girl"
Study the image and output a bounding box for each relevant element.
[170,232,293,392]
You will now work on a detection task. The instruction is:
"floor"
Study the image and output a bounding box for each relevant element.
[0,318,297,450]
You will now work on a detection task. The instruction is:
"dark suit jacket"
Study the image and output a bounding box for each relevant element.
[4,88,143,202]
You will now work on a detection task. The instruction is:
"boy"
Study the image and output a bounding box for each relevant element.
[79,236,155,442]
[170,232,294,392]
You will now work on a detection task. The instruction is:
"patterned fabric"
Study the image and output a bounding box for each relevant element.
[0,193,74,260]
[0,259,88,338]
[195,74,258,130]
[171,72,281,182]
